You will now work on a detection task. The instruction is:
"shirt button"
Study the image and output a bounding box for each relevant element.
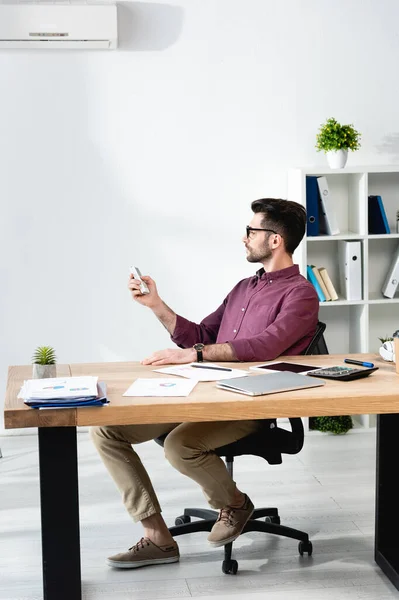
[269,280,273,284]
[233,329,237,333]
[241,308,245,311]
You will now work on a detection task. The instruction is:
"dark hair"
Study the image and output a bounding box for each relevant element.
[251,198,306,255]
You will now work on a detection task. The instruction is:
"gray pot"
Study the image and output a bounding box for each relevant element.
[32,364,57,379]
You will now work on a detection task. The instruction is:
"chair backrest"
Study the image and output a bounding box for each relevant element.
[303,321,328,355]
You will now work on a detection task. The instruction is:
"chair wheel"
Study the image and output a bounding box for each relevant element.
[298,540,313,556]
[265,516,280,525]
[175,515,191,525]
[222,559,238,574]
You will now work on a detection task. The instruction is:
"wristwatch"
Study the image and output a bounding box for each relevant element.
[193,343,205,363]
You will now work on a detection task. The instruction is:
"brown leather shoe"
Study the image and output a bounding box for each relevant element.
[107,537,179,569]
[207,494,254,547]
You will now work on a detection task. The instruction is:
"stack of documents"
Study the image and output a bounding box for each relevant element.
[18,376,108,408]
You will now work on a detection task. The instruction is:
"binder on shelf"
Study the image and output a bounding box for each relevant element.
[382,244,399,299]
[307,264,326,302]
[319,267,339,301]
[338,240,362,301]
[317,176,340,235]
[305,176,320,236]
[311,265,331,301]
[368,195,390,234]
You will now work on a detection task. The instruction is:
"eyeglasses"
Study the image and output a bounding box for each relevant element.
[246,226,278,239]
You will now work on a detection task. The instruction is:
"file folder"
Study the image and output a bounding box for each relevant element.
[305,176,320,236]
[382,244,399,298]
[317,176,340,235]
[338,241,362,301]
[368,195,390,234]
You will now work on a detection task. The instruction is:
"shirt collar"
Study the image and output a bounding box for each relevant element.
[256,264,299,282]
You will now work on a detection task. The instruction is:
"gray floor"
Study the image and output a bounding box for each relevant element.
[0,429,398,600]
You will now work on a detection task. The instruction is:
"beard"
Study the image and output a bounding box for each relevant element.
[246,244,273,263]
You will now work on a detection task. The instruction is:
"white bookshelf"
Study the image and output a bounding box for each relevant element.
[288,165,399,430]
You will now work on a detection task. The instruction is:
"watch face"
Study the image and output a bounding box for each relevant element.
[194,343,204,351]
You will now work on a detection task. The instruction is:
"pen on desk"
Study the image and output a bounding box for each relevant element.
[344,358,374,368]
[191,364,233,372]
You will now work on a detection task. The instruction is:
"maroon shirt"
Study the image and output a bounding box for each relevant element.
[171,264,319,362]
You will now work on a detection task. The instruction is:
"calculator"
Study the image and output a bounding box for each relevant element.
[307,365,379,381]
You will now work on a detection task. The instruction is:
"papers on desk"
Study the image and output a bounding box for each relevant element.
[18,376,109,408]
[123,378,197,397]
[154,363,250,382]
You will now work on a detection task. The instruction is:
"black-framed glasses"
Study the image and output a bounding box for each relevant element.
[246,226,278,239]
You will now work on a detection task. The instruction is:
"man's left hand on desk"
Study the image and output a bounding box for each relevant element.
[141,348,196,366]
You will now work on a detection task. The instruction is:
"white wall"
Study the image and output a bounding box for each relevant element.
[2,0,399,432]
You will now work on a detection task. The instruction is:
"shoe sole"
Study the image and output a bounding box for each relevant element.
[106,556,179,569]
[208,508,254,548]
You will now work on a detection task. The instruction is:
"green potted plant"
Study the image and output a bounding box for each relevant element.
[310,415,353,434]
[316,117,361,169]
[32,346,57,379]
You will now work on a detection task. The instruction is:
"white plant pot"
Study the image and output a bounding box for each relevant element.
[32,364,56,379]
[326,149,348,169]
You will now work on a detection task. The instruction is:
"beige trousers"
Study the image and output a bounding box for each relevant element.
[90,420,258,523]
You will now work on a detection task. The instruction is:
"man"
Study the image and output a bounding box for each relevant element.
[91,198,319,569]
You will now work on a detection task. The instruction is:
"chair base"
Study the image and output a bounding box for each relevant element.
[168,506,313,575]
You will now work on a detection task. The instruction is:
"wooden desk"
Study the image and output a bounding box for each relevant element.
[4,354,399,599]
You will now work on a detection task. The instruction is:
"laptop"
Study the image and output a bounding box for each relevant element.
[216,371,325,396]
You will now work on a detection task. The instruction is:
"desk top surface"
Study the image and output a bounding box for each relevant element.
[4,354,399,429]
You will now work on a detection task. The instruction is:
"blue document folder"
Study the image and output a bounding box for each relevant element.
[305,176,320,236]
[368,195,390,234]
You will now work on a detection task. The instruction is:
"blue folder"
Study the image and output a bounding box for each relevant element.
[368,195,390,234]
[307,265,326,302]
[305,176,320,236]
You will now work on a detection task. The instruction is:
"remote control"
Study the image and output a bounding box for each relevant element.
[130,266,150,295]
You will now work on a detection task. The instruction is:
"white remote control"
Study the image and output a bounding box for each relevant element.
[130,266,150,294]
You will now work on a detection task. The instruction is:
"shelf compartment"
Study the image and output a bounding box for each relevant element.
[368,238,399,301]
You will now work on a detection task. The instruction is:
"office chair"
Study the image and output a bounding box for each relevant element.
[155,320,328,574]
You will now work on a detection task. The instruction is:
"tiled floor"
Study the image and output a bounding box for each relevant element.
[0,429,398,600]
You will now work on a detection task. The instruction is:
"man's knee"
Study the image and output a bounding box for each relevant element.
[164,428,200,468]
[89,425,117,449]
[90,425,105,447]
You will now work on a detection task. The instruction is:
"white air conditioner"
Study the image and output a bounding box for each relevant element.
[0,2,118,49]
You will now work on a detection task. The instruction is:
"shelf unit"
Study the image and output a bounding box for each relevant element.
[288,165,399,429]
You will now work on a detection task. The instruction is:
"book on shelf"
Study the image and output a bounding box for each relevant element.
[368,195,390,234]
[318,267,339,301]
[306,264,326,302]
[382,243,399,299]
[311,265,331,301]
[316,176,340,235]
[305,176,320,236]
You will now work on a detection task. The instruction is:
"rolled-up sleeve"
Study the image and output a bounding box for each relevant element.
[228,286,319,361]
[171,301,227,349]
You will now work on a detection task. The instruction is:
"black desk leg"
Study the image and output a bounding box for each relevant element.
[375,413,399,590]
[38,427,82,600]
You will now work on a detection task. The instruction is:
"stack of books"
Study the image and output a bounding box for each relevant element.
[307,265,339,302]
[18,376,108,409]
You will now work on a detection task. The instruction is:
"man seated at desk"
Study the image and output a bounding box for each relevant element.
[91,198,319,569]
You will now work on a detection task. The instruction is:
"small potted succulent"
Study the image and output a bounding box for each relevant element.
[32,346,57,379]
[316,117,361,169]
